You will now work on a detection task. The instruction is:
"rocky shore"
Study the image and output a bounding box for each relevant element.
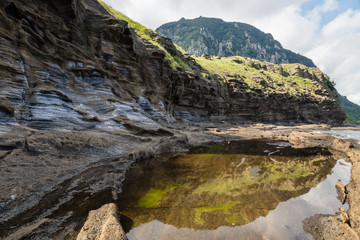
[1,122,360,239]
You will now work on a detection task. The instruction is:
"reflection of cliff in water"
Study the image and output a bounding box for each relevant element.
[118,140,336,231]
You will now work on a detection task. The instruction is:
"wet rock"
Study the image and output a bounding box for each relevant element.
[77,203,127,240]
[303,211,359,240]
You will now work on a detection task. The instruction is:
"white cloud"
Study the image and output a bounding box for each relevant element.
[348,93,360,105]
[306,10,360,103]
[306,0,339,23]
[253,5,317,53]
[102,0,307,30]
[322,9,360,36]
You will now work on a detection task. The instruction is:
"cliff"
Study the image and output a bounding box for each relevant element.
[156,17,316,67]
[0,0,346,130]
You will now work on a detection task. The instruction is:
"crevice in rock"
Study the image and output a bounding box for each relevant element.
[5,2,22,20]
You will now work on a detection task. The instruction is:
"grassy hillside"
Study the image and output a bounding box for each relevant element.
[194,56,330,97]
[97,0,192,71]
[338,95,360,124]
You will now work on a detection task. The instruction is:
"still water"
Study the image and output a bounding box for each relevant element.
[117,140,351,240]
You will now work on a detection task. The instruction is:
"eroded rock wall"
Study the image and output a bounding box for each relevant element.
[0,0,346,132]
[0,0,174,131]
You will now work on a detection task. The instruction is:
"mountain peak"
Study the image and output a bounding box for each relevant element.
[156,17,316,67]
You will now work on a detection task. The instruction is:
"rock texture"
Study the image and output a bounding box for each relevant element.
[303,209,359,240]
[336,180,347,204]
[191,56,345,124]
[0,0,345,130]
[77,203,127,240]
[156,17,316,67]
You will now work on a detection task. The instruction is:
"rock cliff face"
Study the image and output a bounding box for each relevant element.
[0,0,347,238]
[156,17,316,67]
[0,0,173,131]
[0,0,345,130]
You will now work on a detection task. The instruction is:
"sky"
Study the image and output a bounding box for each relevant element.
[102,0,360,104]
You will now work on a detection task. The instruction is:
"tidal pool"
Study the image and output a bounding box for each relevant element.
[117,140,351,240]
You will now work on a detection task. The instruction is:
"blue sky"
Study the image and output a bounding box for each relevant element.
[301,0,360,26]
[103,0,360,104]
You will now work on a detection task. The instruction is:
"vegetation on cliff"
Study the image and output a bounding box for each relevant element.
[194,56,331,97]
[92,1,345,124]
[338,95,360,124]
[96,3,350,123]
[97,1,340,102]
[156,17,316,67]
[97,0,192,71]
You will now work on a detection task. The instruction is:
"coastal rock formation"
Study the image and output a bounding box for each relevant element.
[0,0,349,239]
[303,209,359,240]
[0,0,345,131]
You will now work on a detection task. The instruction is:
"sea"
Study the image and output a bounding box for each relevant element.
[315,129,360,143]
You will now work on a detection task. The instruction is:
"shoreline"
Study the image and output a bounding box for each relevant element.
[1,123,360,239]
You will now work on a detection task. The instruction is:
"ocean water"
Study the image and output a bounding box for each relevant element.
[315,129,360,143]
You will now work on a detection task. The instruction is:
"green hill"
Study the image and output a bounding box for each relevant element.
[156,17,315,67]
[338,95,360,124]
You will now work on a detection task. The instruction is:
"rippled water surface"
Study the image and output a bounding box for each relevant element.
[117,140,351,240]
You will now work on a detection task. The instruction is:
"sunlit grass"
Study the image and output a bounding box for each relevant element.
[194,56,325,96]
[97,0,193,71]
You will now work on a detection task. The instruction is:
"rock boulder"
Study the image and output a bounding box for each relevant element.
[77,203,127,240]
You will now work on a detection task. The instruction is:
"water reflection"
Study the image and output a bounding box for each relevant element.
[117,140,350,240]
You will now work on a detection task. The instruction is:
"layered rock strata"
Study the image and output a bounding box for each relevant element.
[0,0,346,131]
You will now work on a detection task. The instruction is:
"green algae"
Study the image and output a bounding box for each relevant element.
[136,182,185,208]
[195,201,236,224]
[227,214,237,223]
[117,140,336,231]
